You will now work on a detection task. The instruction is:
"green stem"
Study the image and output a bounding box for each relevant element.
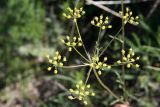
[99,27,122,56]
[97,28,102,46]
[121,0,127,100]
[72,46,90,62]
[75,21,89,57]
[111,61,135,67]
[95,28,102,56]
[93,68,119,99]
[85,67,92,85]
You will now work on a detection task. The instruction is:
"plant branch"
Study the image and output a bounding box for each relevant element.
[87,0,153,5]
[86,0,137,26]
[86,0,121,18]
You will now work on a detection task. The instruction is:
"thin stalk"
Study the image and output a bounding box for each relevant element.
[111,61,136,67]
[85,67,92,85]
[97,28,102,46]
[95,28,102,56]
[99,27,122,56]
[93,68,119,99]
[61,64,90,68]
[121,0,127,100]
[72,46,90,62]
[75,21,89,57]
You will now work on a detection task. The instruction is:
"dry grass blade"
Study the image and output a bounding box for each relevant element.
[147,0,160,19]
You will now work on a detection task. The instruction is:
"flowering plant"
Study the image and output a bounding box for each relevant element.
[46,1,140,106]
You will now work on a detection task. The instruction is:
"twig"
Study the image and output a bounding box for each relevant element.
[86,0,121,18]
[87,0,153,5]
[86,0,137,26]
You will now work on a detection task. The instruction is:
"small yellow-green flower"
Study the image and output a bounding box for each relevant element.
[61,36,83,52]
[90,56,111,75]
[119,7,139,25]
[68,80,95,105]
[63,7,85,22]
[117,48,140,68]
[46,51,67,74]
[91,15,112,30]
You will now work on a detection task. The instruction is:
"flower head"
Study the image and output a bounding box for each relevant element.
[119,7,139,25]
[46,51,67,74]
[63,7,85,22]
[117,48,140,68]
[68,80,95,105]
[90,56,111,75]
[91,15,112,30]
[61,36,83,52]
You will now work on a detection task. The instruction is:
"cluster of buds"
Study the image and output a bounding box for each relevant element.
[90,56,111,75]
[68,81,95,105]
[61,36,83,51]
[117,48,140,68]
[46,51,67,74]
[119,7,139,25]
[63,7,85,22]
[91,15,112,30]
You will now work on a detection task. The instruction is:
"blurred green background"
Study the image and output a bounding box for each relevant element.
[0,0,159,107]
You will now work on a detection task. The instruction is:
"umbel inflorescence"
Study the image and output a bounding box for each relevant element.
[46,6,140,105]
[119,7,139,25]
[47,51,67,74]
[63,7,85,22]
[68,81,95,105]
[90,56,111,75]
[117,48,140,68]
[61,36,83,51]
[91,15,112,30]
